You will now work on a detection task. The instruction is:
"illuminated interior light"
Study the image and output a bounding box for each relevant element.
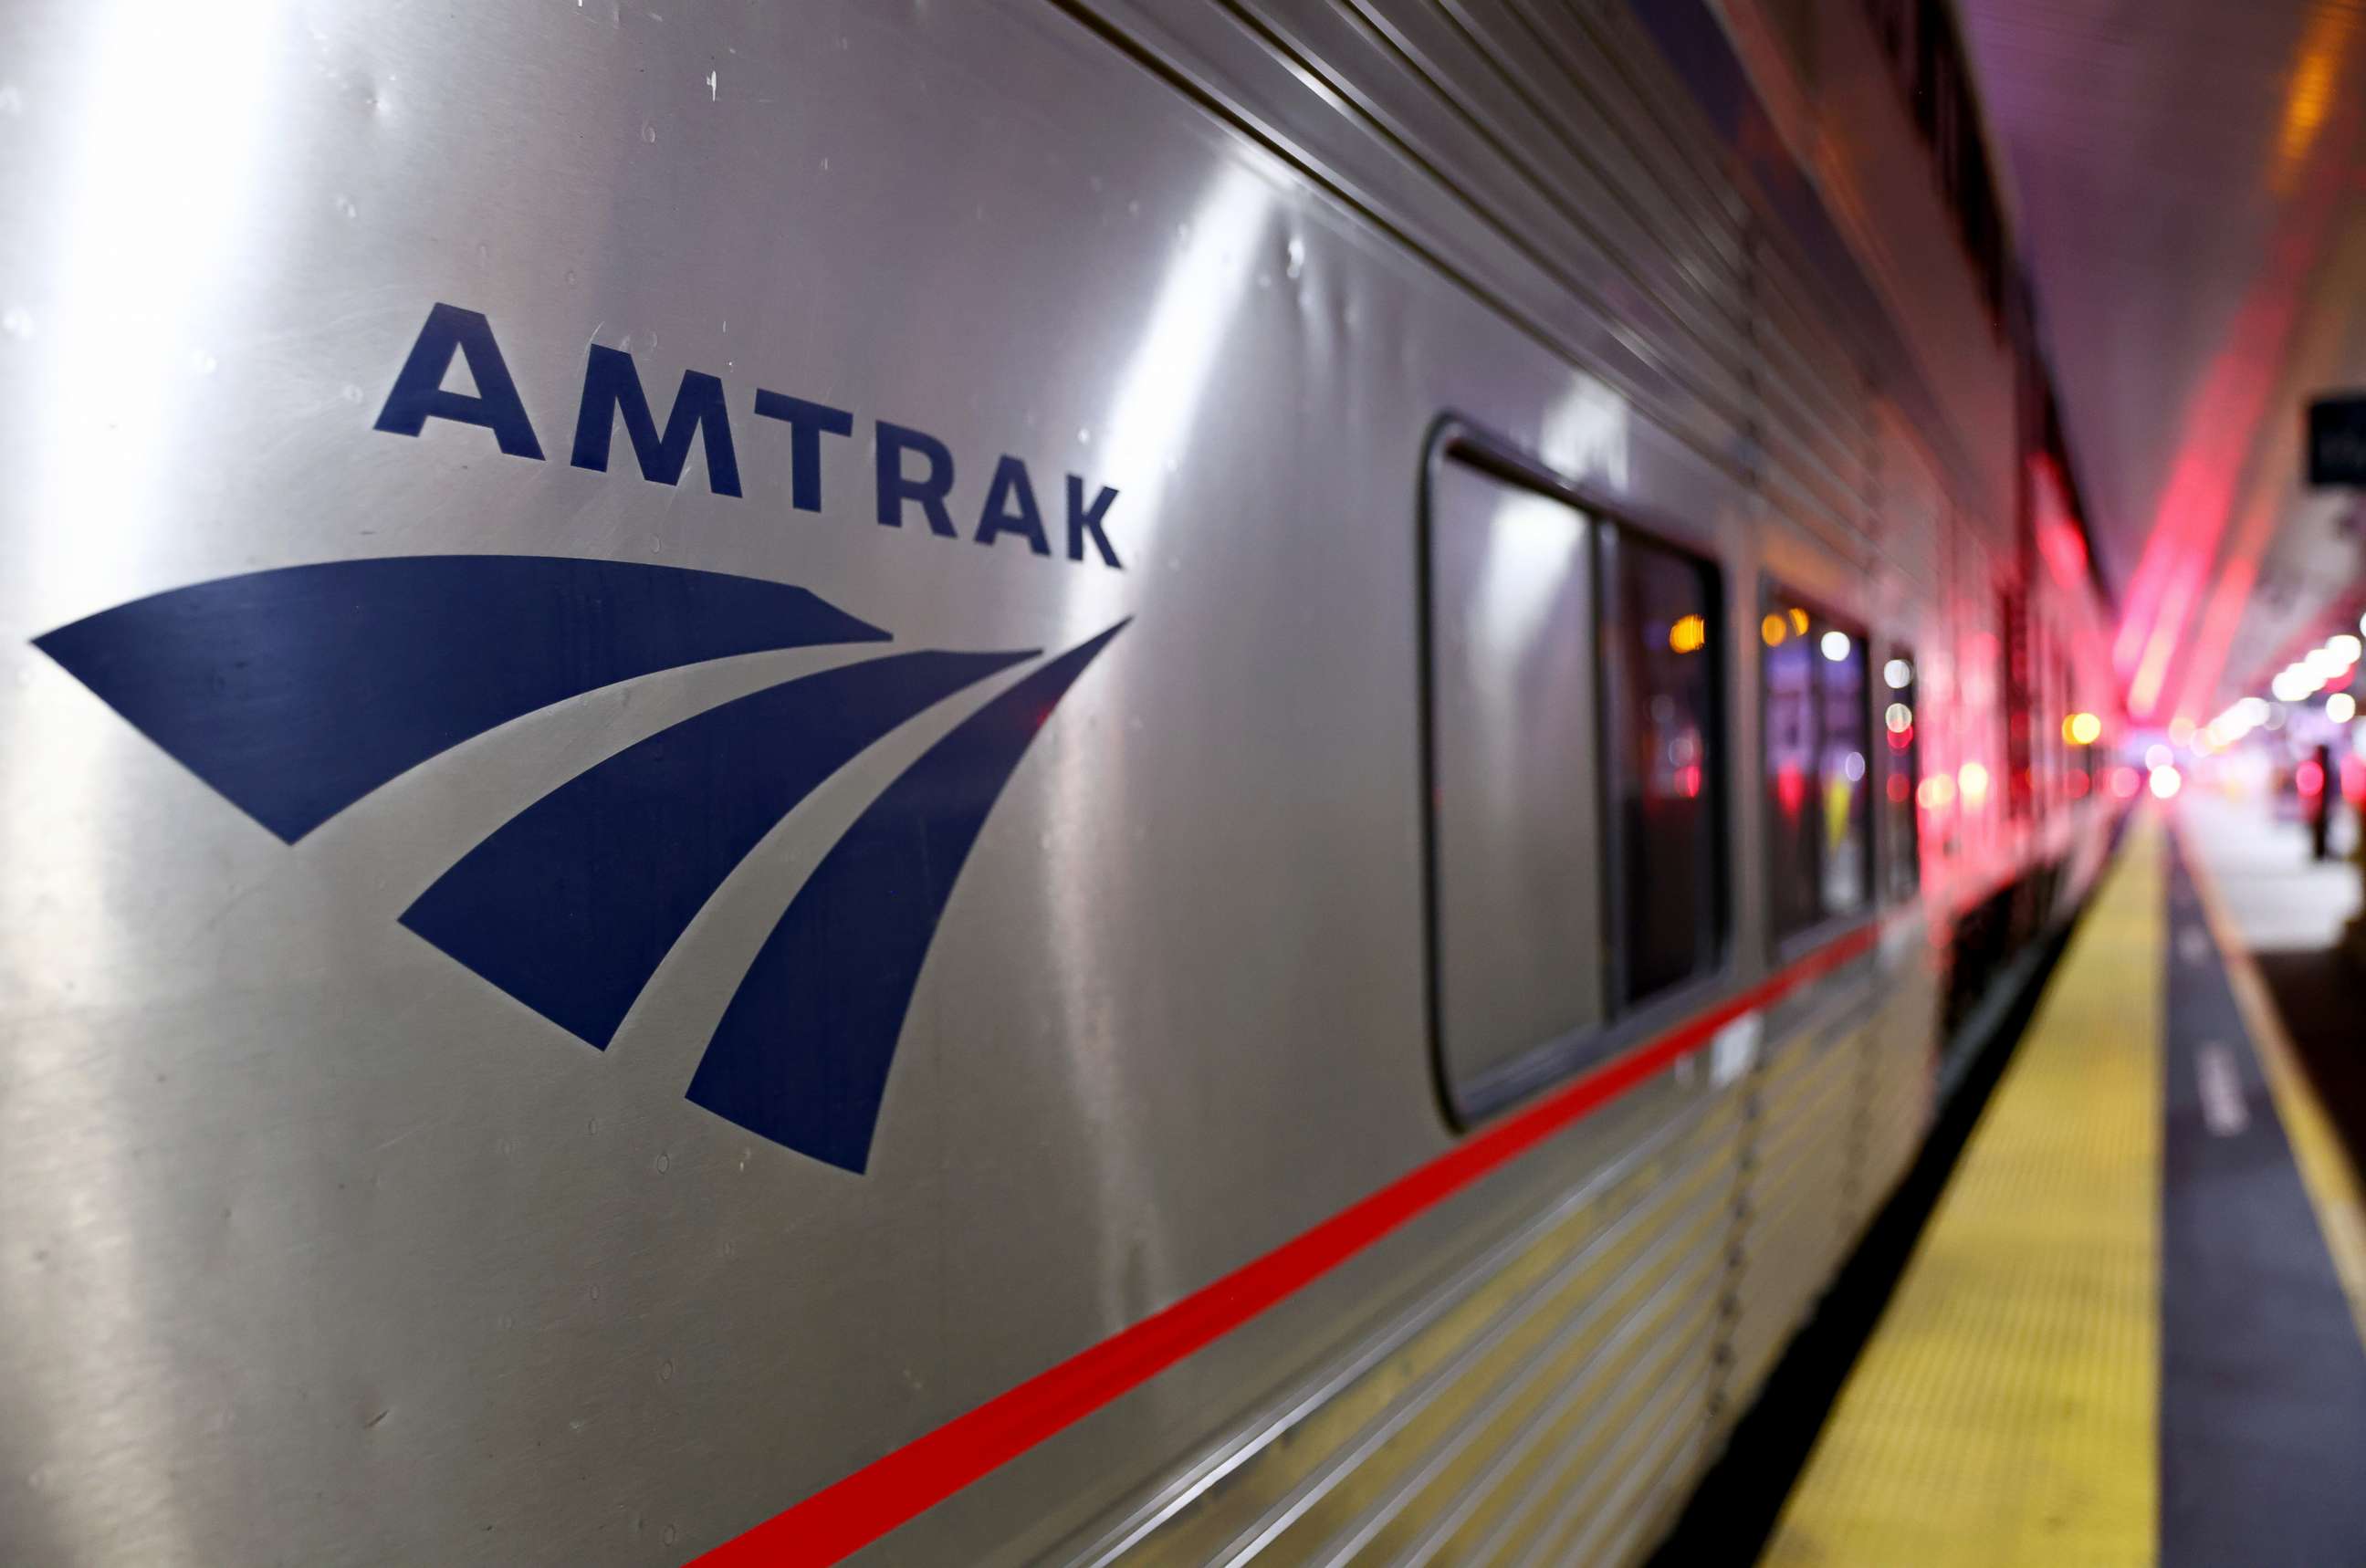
[1841,751,1866,783]
[1760,613,1789,647]
[2307,646,2347,678]
[1917,774,1955,810]
[2064,712,2102,747]
[1958,760,1991,806]
[1667,613,1706,654]
[1819,630,1851,662]
[2149,765,2183,800]
[1789,607,1809,635]
[2329,692,2357,724]
[2331,633,2363,664]
[1884,658,1913,690]
[1886,703,1914,734]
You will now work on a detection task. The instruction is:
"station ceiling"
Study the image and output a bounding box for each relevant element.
[1959,0,2366,722]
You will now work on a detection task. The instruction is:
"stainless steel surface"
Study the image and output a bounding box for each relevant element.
[0,1,2109,1563]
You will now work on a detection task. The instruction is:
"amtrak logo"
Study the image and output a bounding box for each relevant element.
[35,556,1125,1172]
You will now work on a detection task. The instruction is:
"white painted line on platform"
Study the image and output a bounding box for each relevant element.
[2197,1043,2251,1137]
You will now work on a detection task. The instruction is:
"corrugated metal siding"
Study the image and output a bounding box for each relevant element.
[1061,1087,1743,1566]
[1722,994,1877,1412]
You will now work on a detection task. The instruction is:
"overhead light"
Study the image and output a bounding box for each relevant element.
[2274,668,2319,703]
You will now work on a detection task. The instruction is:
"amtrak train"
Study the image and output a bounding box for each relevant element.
[0,0,2119,1563]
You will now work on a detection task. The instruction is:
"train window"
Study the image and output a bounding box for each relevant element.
[1763,591,1873,944]
[1602,530,1722,1006]
[1424,451,1607,1102]
[1881,647,1921,899]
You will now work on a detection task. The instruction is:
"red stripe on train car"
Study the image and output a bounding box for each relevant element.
[694,922,1883,1567]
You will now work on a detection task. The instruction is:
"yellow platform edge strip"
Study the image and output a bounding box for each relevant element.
[1760,817,2165,1568]
[2172,814,2366,1356]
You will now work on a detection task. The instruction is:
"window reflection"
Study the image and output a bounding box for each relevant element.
[1607,535,1719,1003]
[1764,592,1872,941]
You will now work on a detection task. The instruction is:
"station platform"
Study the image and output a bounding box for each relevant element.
[1759,806,2366,1567]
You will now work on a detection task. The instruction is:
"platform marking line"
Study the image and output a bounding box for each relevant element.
[2173,816,2366,1355]
[1761,816,2163,1568]
[2193,1045,2250,1137]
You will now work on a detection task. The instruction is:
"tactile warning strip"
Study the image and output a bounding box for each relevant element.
[1761,818,2164,1567]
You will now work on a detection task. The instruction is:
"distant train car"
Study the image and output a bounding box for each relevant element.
[0,1,2116,1563]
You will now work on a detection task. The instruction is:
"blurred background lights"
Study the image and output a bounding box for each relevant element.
[2063,711,2102,746]
[2329,692,2358,724]
[1819,630,1851,662]
[2273,666,2319,703]
[2149,765,2182,800]
[1884,658,1913,690]
[2145,743,2172,770]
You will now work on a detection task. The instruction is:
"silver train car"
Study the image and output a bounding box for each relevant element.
[0,1,2119,1563]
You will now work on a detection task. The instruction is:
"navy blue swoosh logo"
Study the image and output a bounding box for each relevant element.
[36,556,1125,1172]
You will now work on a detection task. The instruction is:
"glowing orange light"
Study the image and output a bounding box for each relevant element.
[2063,712,2103,747]
[1668,614,1707,654]
[1761,613,1789,647]
[2273,3,2357,193]
[1788,607,1809,635]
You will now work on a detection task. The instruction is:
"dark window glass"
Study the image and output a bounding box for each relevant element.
[1881,648,1921,899]
[1764,591,1873,941]
[1604,532,1721,1004]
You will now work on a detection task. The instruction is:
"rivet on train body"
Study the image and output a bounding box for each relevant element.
[372,301,1125,569]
